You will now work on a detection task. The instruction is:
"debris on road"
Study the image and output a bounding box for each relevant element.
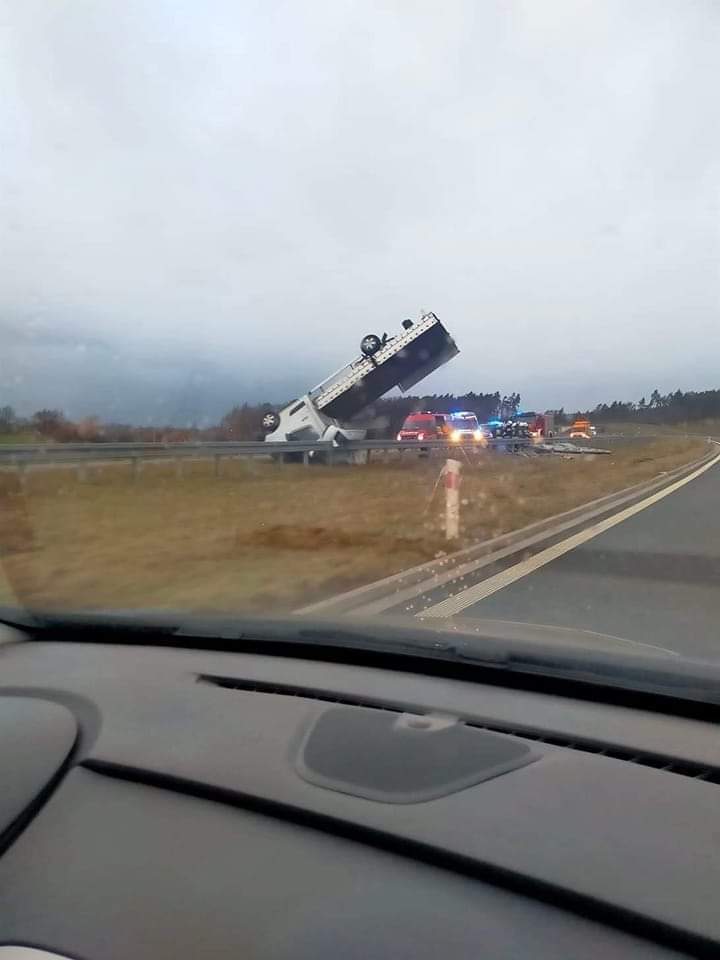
[536,441,611,455]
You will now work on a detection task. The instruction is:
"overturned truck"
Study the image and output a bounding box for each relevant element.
[262,312,459,459]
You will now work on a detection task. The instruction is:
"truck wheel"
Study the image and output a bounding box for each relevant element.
[360,334,382,357]
[261,411,281,433]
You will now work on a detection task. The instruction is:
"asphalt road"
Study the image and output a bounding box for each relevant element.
[415,459,720,661]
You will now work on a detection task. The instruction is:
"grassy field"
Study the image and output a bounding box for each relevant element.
[0,432,38,444]
[593,419,720,437]
[0,437,706,615]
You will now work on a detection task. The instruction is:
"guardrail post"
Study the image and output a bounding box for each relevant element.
[16,461,27,492]
[214,454,222,479]
[131,456,142,482]
[302,452,309,467]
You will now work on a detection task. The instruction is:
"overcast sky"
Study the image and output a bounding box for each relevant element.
[2,0,719,423]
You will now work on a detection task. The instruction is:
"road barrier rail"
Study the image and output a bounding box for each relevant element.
[0,434,652,481]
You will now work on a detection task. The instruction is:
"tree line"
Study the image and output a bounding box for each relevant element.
[0,393,520,442]
[0,407,206,443]
[568,387,720,425]
[3,386,720,442]
[217,392,520,441]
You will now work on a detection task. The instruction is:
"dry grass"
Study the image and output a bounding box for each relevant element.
[0,438,705,615]
[594,420,720,437]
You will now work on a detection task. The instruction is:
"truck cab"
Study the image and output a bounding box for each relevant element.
[569,418,593,439]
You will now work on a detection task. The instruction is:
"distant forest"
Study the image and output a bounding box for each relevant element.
[3,386,720,442]
[576,388,720,424]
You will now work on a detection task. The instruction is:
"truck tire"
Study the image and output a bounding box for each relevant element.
[261,411,281,433]
[360,334,382,357]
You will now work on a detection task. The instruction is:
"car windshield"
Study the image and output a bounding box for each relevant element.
[448,414,479,430]
[2,1,720,690]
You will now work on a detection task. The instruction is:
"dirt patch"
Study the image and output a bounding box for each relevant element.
[246,524,375,550]
[242,523,441,555]
[0,437,707,615]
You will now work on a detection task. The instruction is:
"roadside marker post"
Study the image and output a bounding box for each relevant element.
[445,458,462,540]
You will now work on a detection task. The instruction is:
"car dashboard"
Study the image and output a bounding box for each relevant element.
[1,625,719,959]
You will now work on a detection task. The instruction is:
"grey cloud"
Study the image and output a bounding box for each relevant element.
[0,323,304,423]
[2,0,720,421]
[0,315,115,352]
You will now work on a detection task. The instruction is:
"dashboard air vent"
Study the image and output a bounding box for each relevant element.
[466,721,720,784]
[199,674,720,785]
[199,674,403,713]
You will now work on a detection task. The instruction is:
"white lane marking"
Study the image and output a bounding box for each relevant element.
[420,448,720,618]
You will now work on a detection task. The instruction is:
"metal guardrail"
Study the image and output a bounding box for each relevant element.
[0,437,537,472]
[0,434,645,481]
[0,437,531,459]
